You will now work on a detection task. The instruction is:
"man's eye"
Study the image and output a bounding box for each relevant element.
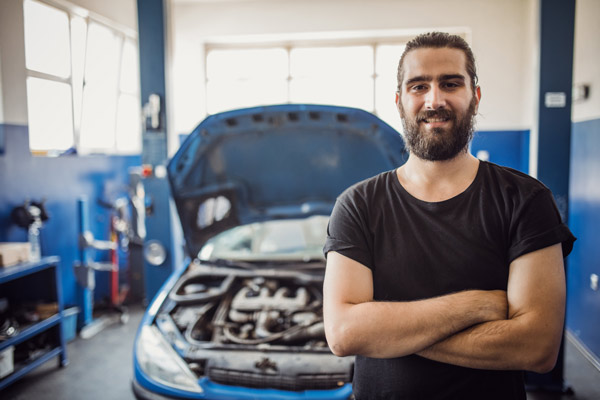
[443,82,460,89]
[411,85,426,91]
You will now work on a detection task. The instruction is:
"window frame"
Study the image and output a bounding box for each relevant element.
[23,0,141,156]
[202,31,469,132]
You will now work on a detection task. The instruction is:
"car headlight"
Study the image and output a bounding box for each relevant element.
[136,325,203,393]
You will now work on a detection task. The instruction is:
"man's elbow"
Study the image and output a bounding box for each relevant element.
[526,341,561,374]
[529,357,558,374]
[325,321,357,357]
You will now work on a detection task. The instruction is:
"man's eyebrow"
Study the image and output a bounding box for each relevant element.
[439,74,466,82]
[405,75,432,86]
[404,74,466,86]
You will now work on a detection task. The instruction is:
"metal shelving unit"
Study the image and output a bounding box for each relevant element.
[0,256,68,390]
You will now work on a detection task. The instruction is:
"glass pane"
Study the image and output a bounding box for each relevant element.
[71,16,87,132]
[290,46,373,78]
[26,77,73,151]
[207,48,288,80]
[85,23,121,85]
[375,73,402,132]
[206,79,287,114]
[80,84,117,151]
[290,76,373,111]
[376,44,405,76]
[120,40,140,94]
[23,0,71,78]
[375,44,406,133]
[80,22,121,152]
[116,94,142,153]
[375,78,403,133]
[200,217,330,262]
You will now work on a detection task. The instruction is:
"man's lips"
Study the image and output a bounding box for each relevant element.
[422,117,450,123]
[420,117,452,127]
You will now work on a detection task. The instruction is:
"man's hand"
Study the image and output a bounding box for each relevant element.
[417,244,566,373]
[323,251,508,358]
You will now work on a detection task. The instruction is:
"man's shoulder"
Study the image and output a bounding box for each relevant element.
[338,169,397,201]
[481,161,548,193]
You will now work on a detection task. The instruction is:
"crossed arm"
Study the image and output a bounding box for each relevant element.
[322,243,565,373]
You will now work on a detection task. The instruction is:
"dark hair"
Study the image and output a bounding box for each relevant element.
[397,32,478,92]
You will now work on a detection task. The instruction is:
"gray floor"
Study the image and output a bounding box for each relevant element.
[2,305,144,400]
[2,305,599,400]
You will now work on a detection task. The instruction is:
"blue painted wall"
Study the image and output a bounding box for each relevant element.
[0,123,141,307]
[567,118,600,362]
[4,118,597,365]
[471,130,530,173]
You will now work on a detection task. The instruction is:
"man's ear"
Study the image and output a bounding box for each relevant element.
[475,86,482,113]
[395,91,401,109]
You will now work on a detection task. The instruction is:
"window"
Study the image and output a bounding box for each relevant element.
[290,46,374,111]
[206,48,288,114]
[204,38,409,133]
[23,0,141,155]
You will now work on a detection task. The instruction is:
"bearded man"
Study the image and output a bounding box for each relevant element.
[322,32,576,400]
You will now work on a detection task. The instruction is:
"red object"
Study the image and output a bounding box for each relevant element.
[142,164,153,177]
[110,216,119,306]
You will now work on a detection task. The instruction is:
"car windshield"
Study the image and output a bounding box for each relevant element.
[198,215,329,263]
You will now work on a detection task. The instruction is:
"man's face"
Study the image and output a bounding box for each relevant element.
[396,47,481,161]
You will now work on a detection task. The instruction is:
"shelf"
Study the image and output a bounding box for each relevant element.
[0,314,61,352]
[0,256,67,390]
[0,346,64,391]
[0,256,60,284]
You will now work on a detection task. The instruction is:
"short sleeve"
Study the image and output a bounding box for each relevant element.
[323,191,374,270]
[507,188,576,263]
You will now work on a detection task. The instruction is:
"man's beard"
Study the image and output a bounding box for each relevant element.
[400,96,478,161]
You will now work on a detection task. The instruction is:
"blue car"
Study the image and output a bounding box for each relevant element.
[132,104,407,399]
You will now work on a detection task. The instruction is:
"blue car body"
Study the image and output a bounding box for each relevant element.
[132,104,406,399]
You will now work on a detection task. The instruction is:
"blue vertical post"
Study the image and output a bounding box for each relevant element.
[536,0,575,220]
[526,0,575,393]
[54,259,68,366]
[137,0,181,302]
[76,196,94,328]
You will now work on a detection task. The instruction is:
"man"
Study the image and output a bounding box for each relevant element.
[322,32,575,399]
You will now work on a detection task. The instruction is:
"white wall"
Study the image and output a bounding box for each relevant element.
[0,39,5,123]
[3,0,594,143]
[170,0,538,136]
[572,0,600,122]
[65,0,138,31]
[0,0,28,124]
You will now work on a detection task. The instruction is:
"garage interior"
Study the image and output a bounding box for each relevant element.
[1,0,599,399]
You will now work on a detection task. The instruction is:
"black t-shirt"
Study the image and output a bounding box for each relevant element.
[323,160,576,400]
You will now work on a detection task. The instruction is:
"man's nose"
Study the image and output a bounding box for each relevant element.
[424,86,446,110]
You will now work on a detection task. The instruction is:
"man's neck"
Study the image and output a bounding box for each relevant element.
[397,151,480,202]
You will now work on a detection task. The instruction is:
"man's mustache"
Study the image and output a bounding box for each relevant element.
[417,109,455,122]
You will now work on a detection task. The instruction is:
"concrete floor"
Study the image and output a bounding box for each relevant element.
[2,305,599,400]
[2,305,144,400]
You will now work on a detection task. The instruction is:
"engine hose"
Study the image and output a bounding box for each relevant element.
[222,318,323,345]
[183,302,216,344]
[169,274,235,305]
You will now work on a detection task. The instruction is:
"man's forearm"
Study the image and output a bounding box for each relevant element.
[417,245,567,373]
[325,289,507,359]
[417,311,563,373]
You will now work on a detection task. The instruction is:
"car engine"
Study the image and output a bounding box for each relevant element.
[154,261,353,392]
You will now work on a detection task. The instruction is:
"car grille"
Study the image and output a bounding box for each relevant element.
[208,368,348,391]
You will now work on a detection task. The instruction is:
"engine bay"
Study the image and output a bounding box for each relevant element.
[168,264,327,349]
[153,261,353,391]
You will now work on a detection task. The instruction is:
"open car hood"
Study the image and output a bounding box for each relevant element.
[168,104,407,258]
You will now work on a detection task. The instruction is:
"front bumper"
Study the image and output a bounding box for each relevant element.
[133,378,187,400]
[133,374,353,400]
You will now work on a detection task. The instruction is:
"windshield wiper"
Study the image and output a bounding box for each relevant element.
[197,257,324,270]
[197,258,256,269]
